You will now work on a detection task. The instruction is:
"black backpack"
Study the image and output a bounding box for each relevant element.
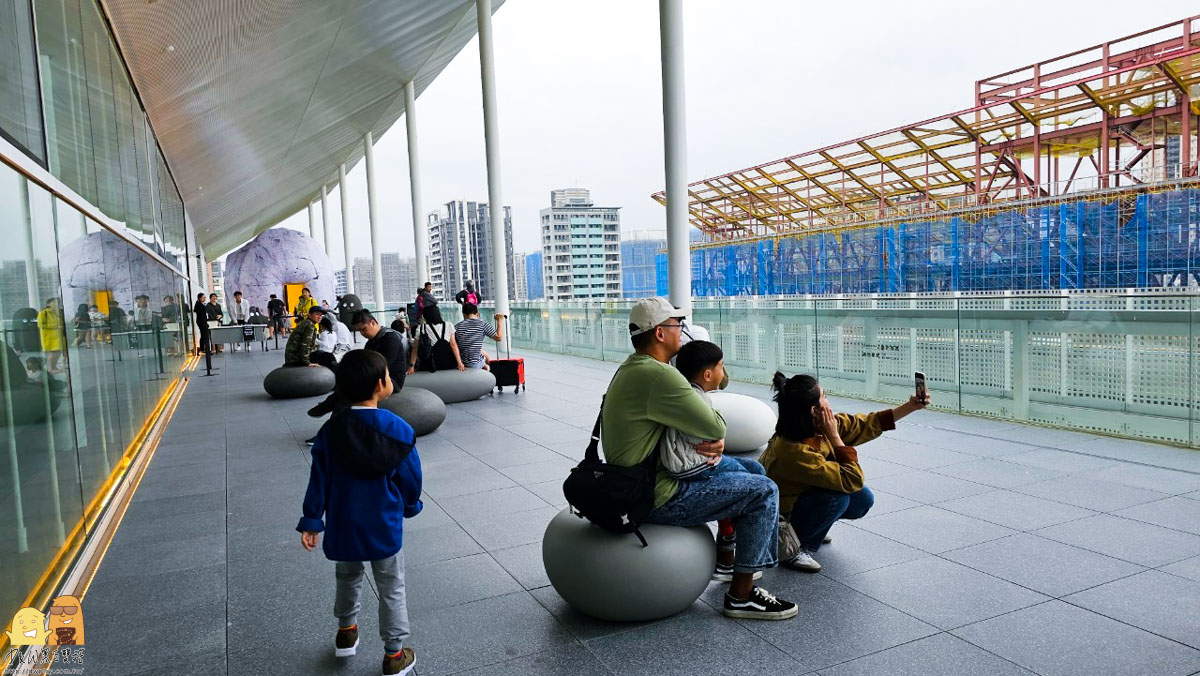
[562,396,659,547]
[418,323,456,372]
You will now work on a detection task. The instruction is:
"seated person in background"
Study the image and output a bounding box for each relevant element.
[408,306,464,373]
[352,310,407,393]
[285,306,324,367]
[759,372,928,573]
[453,303,504,370]
[306,310,407,440]
[659,340,768,582]
[316,316,337,354]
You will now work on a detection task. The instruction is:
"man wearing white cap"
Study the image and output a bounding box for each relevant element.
[599,297,797,621]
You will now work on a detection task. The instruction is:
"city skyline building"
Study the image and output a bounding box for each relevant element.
[426,200,514,302]
[621,230,666,299]
[352,253,418,309]
[511,251,527,300]
[539,188,621,300]
[524,251,544,300]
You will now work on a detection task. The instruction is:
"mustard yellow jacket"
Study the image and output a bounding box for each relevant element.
[759,409,895,514]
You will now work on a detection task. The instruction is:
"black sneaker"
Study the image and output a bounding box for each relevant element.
[305,436,316,445]
[716,533,736,552]
[334,625,358,657]
[722,586,798,620]
[711,563,763,583]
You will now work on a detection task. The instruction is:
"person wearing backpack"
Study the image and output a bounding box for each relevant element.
[598,297,797,621]
[407,305,464,374]
[453,281,481,307]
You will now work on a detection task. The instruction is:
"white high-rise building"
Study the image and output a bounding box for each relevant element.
[427,200,514,302]
[511,251,528,301]
[540,189,621,300]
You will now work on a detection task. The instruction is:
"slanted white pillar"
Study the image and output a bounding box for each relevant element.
[339,163,354,294]
[320,184,332,254]
[404,81,430,286]
[659,0,692,312]
[307,201,316,240]
[476,0,510,316]
[364,132,384,313]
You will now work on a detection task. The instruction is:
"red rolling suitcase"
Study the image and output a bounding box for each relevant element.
[491,329,524,393]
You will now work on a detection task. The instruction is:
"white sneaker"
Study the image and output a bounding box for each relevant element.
[786,549,822,573]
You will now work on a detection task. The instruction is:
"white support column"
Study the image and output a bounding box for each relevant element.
[404,81,429,285]
[320,184,332,254]
[307,201,316,240]
[476,0,510,316]
[364,132,384,312]
[659,0,691,312]
[339,164,354,294]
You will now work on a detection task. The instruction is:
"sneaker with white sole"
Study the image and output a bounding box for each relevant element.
[712,563,763,583]
[722,586,798,620]
[785,549,822,572]
[823,534,832,544]
[334,625,358,657]
[382,647,416,676]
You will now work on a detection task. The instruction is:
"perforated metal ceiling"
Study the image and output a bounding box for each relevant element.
[99,0,503,258]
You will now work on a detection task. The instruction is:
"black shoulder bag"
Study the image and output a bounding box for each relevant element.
[562,396,659,547]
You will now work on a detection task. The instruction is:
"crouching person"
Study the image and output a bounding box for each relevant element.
[759,372,926,573]
[297,350,422,676]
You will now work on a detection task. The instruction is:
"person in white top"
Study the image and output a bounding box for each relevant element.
[332,318,352,359]
[228,290,252,351]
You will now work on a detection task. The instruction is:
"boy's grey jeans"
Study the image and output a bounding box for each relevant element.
[334,551,409,653]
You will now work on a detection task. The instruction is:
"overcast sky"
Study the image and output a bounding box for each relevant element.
[266,0,1199,264]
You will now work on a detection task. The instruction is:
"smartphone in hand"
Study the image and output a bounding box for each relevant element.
[914,371,929,404]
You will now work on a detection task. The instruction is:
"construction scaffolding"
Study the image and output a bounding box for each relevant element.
[657,16,1200,296]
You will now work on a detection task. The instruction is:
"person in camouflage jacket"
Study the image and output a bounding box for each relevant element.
[285,307,324,366]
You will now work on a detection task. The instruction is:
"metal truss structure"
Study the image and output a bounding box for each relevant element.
[654,16,1200,244]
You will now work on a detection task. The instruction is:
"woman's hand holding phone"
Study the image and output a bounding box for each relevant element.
[908,393,930,408]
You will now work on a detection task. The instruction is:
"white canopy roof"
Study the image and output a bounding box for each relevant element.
[100,0,504,257]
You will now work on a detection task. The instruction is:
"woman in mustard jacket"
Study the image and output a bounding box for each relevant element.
[37,298,64,373]
[759,372,928,573]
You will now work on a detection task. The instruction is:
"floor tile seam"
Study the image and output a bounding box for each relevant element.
[1027,529,1179,568]
[787,631,966,675]
[1105,506,1200,538]
[811,571,952,633]
[1154,562,1200,583]
[988,595,1200,659]
[934,544,1147,599]
[437,640,603,676]
[857,504,1021,550]
[447,503,557,545]
[945,600,1073,673]
[444,499,554,530]
[1006,481,1172,513]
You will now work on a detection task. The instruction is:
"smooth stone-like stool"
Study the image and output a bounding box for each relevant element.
[404,369,496,404]
[542,509,715,622]
[263,365,335,399]
[709,392,777,452]
[380,388,446,437]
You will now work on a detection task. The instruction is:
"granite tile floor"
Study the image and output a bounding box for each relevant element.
[82,346,1200,676]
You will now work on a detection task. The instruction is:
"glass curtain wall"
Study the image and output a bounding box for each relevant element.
[0,161,188,630]
[0,0,194,633]
[0,0,44,161]
[30,0,187,271]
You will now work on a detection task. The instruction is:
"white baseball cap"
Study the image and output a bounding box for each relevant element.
[629,297,686,336]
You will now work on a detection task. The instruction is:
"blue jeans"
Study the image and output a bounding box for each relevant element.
[788,486,874,552]
[646,456,779,573]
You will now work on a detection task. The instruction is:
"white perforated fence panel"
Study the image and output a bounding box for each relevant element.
[501,292,1199,447]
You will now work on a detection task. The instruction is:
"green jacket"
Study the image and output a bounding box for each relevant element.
[285,318,318,365]
[600,353,727,508]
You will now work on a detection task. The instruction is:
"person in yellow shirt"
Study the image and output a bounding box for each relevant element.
[759,372,928,573]
[37,298,64,374]
[295,288,317,319]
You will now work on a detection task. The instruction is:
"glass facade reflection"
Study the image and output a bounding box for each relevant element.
[0,0,195,636]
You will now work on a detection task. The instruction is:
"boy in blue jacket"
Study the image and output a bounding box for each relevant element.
[298,349,422,676]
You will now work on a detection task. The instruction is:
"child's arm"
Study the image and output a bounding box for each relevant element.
[393,449,423,518]
[296,437,329,547]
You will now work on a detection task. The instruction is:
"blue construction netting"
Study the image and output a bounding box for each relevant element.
[682,186,1200,296]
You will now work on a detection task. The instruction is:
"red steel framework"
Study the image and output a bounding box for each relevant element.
[654,16,1200,243]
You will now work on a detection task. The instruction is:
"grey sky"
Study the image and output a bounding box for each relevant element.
[266,0,1199,265]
